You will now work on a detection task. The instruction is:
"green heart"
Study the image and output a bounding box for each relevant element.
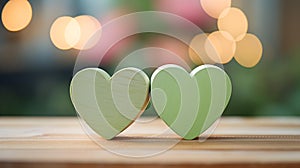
[70,68,149,139]
[151,64,232,140]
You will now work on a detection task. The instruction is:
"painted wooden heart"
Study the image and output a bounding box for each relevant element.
[151,64,232,140]
[70,68,149,139]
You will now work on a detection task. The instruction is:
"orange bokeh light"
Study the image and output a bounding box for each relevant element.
[234,34,263,68]
[64,18,81,48]
[50,16,79,50]
[189,33,215,65]
[73,15,101,50]
[218,8,248,41]
[200,0,231,19]
[1,0,32,32]
[205,31,236,64]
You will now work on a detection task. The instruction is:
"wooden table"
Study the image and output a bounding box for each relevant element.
[0,117,300,168]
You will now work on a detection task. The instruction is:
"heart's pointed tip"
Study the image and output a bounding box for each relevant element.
[102,134,117,140]
[104,137,114,140]
[182,136,198,140]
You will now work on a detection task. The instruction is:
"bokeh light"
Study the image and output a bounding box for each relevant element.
[234,33,263,68]
[1,0,32,32]
[73,15,101,50]
[50,15,102,50]
[64,18,81,48]
[50,16,78,50]
[205,31,236,64]
[218,8,248,41]
[200,0,231,19]
[188,33,215,65]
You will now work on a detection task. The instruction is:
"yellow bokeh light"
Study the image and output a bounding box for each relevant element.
[1,0,32,32]
[50,16,79,50]
[200,0,231,19]
[189,33,215,65]
[73,15,101,50]
[218,8,248,41]
[64,18,81,48]
[234,34,263,68]
[50,15,102,50]
[205,31,236,64]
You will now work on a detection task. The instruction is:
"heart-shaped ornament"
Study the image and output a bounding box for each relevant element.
[151,64,232,140]
[70,68,149,139]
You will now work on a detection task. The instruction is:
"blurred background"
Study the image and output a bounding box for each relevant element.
[0,0,299,116]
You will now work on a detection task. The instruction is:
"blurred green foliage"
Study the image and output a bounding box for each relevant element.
[224,49,300,116]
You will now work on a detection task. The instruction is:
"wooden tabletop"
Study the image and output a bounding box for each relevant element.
[0,117,300,168]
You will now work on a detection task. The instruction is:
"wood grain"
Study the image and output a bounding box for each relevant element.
[0,117,300,168]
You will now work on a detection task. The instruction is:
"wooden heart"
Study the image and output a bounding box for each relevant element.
[151,64,232,140]
[70,68,149,139]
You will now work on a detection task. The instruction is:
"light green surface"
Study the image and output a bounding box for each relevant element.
[151,64,232,140]
[70,68,149,139]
